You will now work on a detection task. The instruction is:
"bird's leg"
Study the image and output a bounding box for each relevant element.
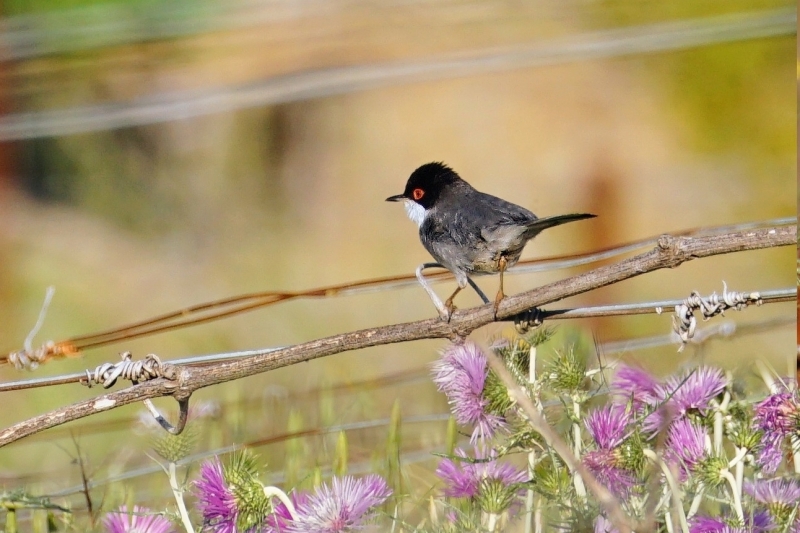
[493,256,508,319]
[415,263,450,319]
[443,286,463,321]
[466,276,490,304]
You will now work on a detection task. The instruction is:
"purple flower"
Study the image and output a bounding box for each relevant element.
[755,392,797,433]
[744,480,800,533]
[435,447,527,499]
[689,512,773,533]
[664,419,708,479]
[689,515,727,533]
[583,449,636,498]
[754,433,785,475]
[103,505,174,533]
[611,365,661,410]
[643,367,727,434]
[583,405,637,498]
[745,478,800,506]
[195,458,238,533]
[751,390,799,474]
[661,367,727,415]
[285,475,391,533]
[586,405,632,449]
[594,515,620,533]
[431,341,506,443]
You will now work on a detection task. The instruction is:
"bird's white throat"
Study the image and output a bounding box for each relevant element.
[403,200,427,228]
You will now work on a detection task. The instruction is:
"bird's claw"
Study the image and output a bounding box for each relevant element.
[440,299,457,322]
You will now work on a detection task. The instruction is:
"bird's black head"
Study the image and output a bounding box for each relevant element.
[385,162,462,209]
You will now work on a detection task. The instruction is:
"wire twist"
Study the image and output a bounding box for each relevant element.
[672,282,762,352]
[7,341,56,371]
[84,352,168,389]
[84,352,188,435]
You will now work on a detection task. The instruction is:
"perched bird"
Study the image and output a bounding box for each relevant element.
[386,162,595,320]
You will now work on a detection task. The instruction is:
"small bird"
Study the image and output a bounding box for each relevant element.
[386,162,595,320]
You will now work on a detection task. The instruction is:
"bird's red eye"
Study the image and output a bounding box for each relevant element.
[412,188,425,200]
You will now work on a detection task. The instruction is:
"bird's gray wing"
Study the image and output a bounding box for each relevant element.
[474,192,537,246]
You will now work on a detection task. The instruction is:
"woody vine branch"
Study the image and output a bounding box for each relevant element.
[0,224,794,448]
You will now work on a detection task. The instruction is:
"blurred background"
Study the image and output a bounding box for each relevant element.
[0,0,795,528]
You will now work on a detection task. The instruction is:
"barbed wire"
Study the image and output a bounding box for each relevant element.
[671,282,765,351]
[3,216,793,367]
[0,223,792,448]
[0,8,794,140]
[1,313,791,456]
[0,286,793,393]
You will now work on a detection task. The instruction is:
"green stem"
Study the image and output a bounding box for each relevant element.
[5,506,17,533]
[721,470,744,522]
[643,449,688,533]
[571,400,586,499]
[525,345,537,533]
[487,512,498,532]
[263,486,298,521]
[168,462,195,533]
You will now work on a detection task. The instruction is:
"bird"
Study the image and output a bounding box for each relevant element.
[386,162,595,320]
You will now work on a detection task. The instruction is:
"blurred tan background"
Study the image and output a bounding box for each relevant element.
[0,0,795,524]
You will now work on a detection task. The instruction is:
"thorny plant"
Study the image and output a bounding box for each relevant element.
[422,332,800,533]
[3,329,797,533]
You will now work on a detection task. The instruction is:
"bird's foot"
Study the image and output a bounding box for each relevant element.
[513,307,544,333]
[441,298,457,322]
[493,289,505,320]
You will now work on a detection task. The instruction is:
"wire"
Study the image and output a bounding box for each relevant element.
[0,8,794,140]
[3,217,793,365]
[0,287,793,393]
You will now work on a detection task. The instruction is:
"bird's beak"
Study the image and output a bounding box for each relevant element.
[385,194,406,202]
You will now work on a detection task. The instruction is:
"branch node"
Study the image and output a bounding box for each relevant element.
[657,234,693,268]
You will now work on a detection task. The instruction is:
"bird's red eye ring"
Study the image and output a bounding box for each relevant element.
[412,188,425,201]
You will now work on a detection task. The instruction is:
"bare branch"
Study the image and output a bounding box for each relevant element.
[0,224,794,448]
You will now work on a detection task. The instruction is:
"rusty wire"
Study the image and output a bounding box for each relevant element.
[2,216,793,368]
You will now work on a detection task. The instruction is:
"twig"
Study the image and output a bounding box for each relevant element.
[0,224,793,448]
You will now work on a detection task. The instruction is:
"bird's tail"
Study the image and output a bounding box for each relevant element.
[523,213,596,239]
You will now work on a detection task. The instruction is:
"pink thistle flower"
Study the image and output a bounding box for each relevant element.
[585,405,632,450]
[689,512,773,533]
[752,390,799,474]
[431,341,506,443]
[285,475,391,533]
[583,449,636,499]
[643,367,727,434]
[103,505,174,533]
[194,458,238,533]
[611,365,661,410]
[435,447,527,499]
[664,419,708,480]
[744,477,800,506]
